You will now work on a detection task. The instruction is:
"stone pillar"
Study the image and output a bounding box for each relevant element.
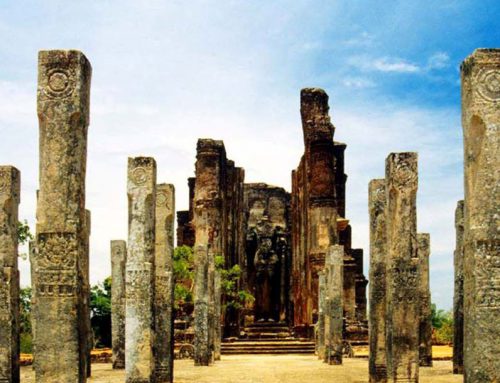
[154,184,175,383]
[385,152,419,383]
[193,243,210,365]
[0,166,20,383]
[111,240,126,370]
[417,233,432,367]
[324,245,344,365]
[33,50,91,383]
[193,139,225,366]
[126,157,156,383]
[214,270,222,361]
[461,48,500,382]
[453,200,464,374]
[343,254,357,321]
[368,179,387,383]
[317,272,326,360]
[82,210,92,378]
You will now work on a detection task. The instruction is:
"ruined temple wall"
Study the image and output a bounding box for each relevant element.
[291,88,339,330]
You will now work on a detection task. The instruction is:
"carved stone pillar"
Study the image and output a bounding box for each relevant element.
[417,233,432,367]
[368,179,387,383]
[461,48,500,382]
[324,245,343,365]
[154,184,175,382]
[453,200,464,374]
[385,152,419,383]
[111,240,126,369]
[0,166,20,383]
[316,272,326,360]
[34,50,91,383]
[126,157,156,383]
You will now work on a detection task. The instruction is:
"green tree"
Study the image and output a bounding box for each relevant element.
[90,277,112,348]
[173,245,195,311]
[215,255,254,311]
[19,287,33,353]
[17,220,33,245]
[431,303,454,345]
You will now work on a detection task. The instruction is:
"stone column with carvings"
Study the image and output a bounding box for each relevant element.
[154,184,175,382]
[385,152,419,383]
[111,240,126,370]
[368,179,387,383]
[324,245,343,365]
[193,139,225,366]
[461,48,500,382]
[453,200,464,374]
[33,50,91,383]
[126,157,156,383]
[417,233,432,367]
[316,272,326,360]
[0,166,20,383]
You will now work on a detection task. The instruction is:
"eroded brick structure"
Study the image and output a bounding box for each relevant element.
[291,88,367,338]
[191,139,245,365]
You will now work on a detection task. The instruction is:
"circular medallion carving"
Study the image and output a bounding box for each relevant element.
[44,69,75,99]
[393,162,417,190]
[156,191,168,207]
[476,69,500,102]
[131,167,148,185]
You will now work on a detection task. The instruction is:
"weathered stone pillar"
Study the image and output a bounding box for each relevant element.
[214,270,222,361]
[324,245,344,365]
[154,184,175,382]
[453,200,464,374]
[417,233,432,367]
[126,157,156,383]
[34,50,91,383]
[368,179,387,383]
[385,152,419,383]
[193,139,225,366]
[461,48,500,382]
[316,272,326,360]
[0,166,20,383]
[83,210,92,378]
[111,240,126,369]
[193,243,210,365]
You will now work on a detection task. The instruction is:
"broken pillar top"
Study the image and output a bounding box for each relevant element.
[385,152,418,192]
[461,48,500,74]
[300,87,335,145]
[196,138,227,158]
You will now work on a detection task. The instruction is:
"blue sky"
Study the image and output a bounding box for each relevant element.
[1,1,498,309]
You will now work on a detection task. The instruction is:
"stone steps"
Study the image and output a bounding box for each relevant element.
[222,340,315,355]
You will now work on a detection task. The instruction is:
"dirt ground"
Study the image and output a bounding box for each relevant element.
[21,354,462,383]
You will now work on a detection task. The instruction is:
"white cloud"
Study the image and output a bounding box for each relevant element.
[427,51,450,70]
[342,77,376,89]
